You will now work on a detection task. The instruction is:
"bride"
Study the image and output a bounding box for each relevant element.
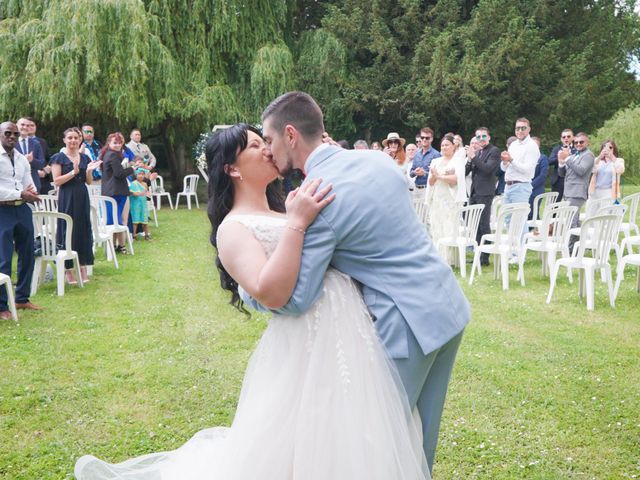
[75,124,430,480]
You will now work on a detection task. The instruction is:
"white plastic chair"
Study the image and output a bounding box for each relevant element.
[437,204,484,278]
[0,273,18,321]
[31,211,84,296]
[197,161,209,183]
[469,203,530,290]
[619,192,640,239]
[150,176,173,210]
[33,194,58,212]
[90,204,118,269]
[546,214,619,311]
[524,204,577,276]
[147,197,158,227]
[489,195,503,233]
[86,184,102,197]
[175,174,200,210]
[92,195,135,256]
[413,198,430,230]
[527,191,559,230]
[580,196,612,222]
[613,236,640,300]
[571,204,626,268]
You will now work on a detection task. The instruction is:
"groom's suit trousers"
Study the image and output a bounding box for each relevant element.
[394,326,464,474]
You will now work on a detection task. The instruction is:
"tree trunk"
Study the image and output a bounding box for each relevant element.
[162,132,188,195]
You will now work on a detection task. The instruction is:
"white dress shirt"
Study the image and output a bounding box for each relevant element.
[0,144,34,201]
[502,135,539,183]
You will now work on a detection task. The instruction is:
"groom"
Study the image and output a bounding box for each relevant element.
[244,92,470,473]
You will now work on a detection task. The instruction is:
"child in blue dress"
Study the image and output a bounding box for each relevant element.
[129,168,151,240]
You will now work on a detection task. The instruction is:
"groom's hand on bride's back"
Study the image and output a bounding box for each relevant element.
[285,178,335,231]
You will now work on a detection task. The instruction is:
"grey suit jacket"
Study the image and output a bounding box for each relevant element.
[559,149,595,200]
[244,146,470,358]
[126,141,157,168]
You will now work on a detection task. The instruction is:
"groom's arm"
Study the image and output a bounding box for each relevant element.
[239,213,338,315]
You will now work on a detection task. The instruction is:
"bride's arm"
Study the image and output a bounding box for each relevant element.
[217,180,334,310]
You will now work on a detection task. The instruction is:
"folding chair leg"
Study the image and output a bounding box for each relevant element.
[585,267,595,310]
[458,246,466,279]
[546,263,561,304]
[194,194,200,209]
[75,258,84,288]
[605,265,615,308]
[613,259,625,300]
[30,259,42,296]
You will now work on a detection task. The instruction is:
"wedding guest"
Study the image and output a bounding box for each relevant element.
[404,143,418,191]
[129,168,152,240]
[100,132,134,253]
[15,117,45,193]
[50,127,101,284]
[558,132,595,251]
[466,127,501,266]
[370,141,382,151]
[0,121,42,318]
[81,123,102,183]
[426,134,466,264]
[528,137,549,221]
[548,129,575,201]
[382,132,406,166]
[28,118,53,194]
[589,139,625,203]
[353,139,368,150]
[410,127,441,191]
[337,139,350,149]
[126,129,157,169]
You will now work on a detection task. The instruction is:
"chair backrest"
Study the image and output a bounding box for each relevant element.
[534,201,570,240]
[531,191,559,221]
[92,195,125,228]
[413,198,429,227]
[584,197,612,220]
[547,205,578,247]
[459,203,485,244]
[183,174,199,193]
[575,214,620,266]
[86,184,102,197]
[150,176,163,194]
[621,192,640,226]
[34,194,58,212]
[490,195,503,228]
[494,203,530,250]
[47,189,57,196]
[32,211,73,259]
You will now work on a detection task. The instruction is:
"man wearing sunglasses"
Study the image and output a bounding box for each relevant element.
[81,124,103,182]
[410,127,441,190]
[0,121,42,319]
[558,132,595,250]
[466,127,501,266]
[548,129,576,201]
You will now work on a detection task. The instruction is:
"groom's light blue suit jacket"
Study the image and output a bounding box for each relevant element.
[244,145,471,359]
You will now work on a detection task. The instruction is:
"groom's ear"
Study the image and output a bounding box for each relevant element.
[284,124,297,148]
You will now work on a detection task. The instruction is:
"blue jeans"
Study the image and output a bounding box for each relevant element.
[504,182,532,246]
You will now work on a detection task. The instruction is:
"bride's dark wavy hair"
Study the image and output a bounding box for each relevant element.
[206,123,285,313]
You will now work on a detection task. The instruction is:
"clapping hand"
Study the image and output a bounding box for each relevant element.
[21,185,40,203]
[500,151,512,164]
[87,160,102,172]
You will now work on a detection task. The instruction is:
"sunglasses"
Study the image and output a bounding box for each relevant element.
[475,134,488,140]
[574,140,586,145]
[420,136,432,140]
[387,139,399,144]
[515,126,529,131]
[3,131,20,138]
[83,130,94,134]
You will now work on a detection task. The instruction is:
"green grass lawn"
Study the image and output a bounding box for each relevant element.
[1,198,639,479]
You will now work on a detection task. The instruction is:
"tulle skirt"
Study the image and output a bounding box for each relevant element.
[75,270,430,479]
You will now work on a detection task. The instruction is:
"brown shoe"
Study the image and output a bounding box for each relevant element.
[16,302,44,311]
[0,310,13,320]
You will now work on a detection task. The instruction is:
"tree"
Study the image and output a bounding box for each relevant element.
[592,104,640,180]
[0,0,293,190]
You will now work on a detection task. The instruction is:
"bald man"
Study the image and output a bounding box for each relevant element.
[0,121,43,319]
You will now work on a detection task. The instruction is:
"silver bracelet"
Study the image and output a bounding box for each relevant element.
[286,224,306,234]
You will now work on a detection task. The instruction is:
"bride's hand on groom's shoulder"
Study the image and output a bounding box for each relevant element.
[285,178,336,231]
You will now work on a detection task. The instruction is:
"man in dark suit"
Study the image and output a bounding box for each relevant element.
[28,118,52,194]
[466,127,501,266]
[548,129,575,201]
[16,117,45,193]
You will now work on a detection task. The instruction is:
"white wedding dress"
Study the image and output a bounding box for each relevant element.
[75,215,430,480]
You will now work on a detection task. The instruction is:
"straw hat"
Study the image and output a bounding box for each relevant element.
[382,132,406,147]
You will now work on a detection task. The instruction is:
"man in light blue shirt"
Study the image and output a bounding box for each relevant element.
[410,127,441,190]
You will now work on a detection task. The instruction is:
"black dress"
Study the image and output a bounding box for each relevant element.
[50,152,94,268]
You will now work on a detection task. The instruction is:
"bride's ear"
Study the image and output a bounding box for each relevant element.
[224,164,243,181]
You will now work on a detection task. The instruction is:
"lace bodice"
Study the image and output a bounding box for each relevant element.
[220,214,286,257]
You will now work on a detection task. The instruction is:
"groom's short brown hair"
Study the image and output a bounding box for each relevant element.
[262,91,325,139]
